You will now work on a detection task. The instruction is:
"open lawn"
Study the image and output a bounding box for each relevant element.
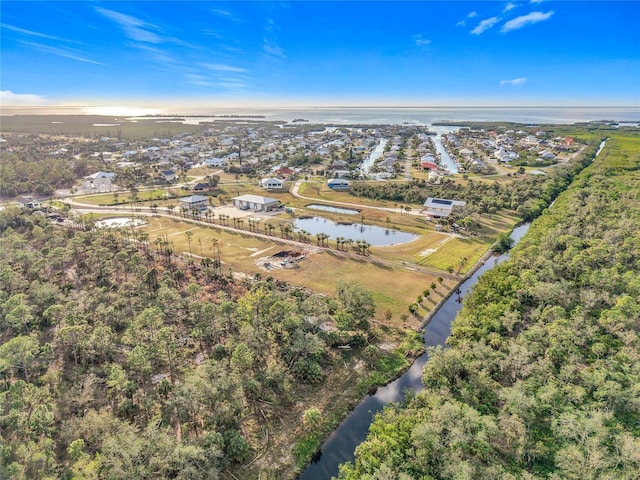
[141,216,455,325]
[75,189,172,205]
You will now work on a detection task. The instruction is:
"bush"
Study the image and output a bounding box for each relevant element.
[292,359,323,383]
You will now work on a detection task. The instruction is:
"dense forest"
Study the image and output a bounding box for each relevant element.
[0,135,103,197]
[338,131,640,479]
[0,210,378,479]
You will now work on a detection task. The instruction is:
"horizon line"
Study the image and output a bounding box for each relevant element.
[2,104,639,110]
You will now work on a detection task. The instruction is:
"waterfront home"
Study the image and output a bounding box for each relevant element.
[232,194,280,212]
[420,159,439,171]
[422,197,466,219]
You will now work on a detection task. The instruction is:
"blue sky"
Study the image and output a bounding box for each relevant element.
[1,1,639,110]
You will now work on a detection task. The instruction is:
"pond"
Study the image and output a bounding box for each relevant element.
[306,204,360,215]
[95,217,146,228]
[293,217,418,246]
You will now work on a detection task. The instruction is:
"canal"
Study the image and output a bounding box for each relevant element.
[299,223,531,479]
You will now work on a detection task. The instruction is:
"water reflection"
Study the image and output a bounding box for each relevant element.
[306,204,360,215]
[293,217,418,247]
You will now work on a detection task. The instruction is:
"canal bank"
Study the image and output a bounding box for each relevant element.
[298,222,531,480]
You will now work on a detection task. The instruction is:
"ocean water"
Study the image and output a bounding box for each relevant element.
[2,106,639,125]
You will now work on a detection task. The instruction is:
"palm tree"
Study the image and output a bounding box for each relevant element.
[185,231,193,256]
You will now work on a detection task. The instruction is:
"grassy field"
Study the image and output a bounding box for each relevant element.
[139,215,458,325]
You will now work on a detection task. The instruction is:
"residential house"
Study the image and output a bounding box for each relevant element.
[327,178,350,190]
[232,194,280,212]
[274,167,295,179]
[179,195,209,211]
[260,177,284,191]
[420,157,438,171]
[192,183,212,193]
[204,158,226,167]
[422,197,466,219]
[81,172,116,193]
[161,170,177,182]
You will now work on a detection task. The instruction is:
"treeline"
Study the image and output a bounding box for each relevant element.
[350,139,600,221]
[0,209,375,479]
[0,147,101,197]
[338,130,640,479]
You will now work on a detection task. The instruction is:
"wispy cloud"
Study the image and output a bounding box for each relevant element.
[201,63,247,73]
[471,17,501,35]
[185,74,215,88]
[134,44,177,65]
[0,90,49,106]
[210,8,243,23]
[413,34,431,46]
[263,41,286,60]
[501,11,554,33]
[457,11,478,27]
[500,77,528,86]
[1,23,61,41]
[192,63,251,92]
[19,40,104,65]
[95,7,162,43]
[504,3,520,13]
[530,0,544,4]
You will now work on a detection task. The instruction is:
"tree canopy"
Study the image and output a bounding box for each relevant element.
[338,130,640,479]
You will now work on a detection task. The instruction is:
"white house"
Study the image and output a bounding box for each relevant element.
[232,194,280,212]
[81,172,116,193]
[260,177,284,191]
[422,197,466,219]
[179,195,209,211]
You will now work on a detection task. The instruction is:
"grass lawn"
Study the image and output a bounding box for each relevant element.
[418,236,489,272]
[75,189,172,205]
[141,216,447,325]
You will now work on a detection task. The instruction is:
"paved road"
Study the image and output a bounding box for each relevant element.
[62,195,457,280]
[290,181,425,216]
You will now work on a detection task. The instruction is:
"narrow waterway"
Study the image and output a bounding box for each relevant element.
[360,138,388,175]
[299,223,531,480]
[429,125,460,174]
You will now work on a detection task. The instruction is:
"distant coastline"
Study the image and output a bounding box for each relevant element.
[1,105,639,125]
